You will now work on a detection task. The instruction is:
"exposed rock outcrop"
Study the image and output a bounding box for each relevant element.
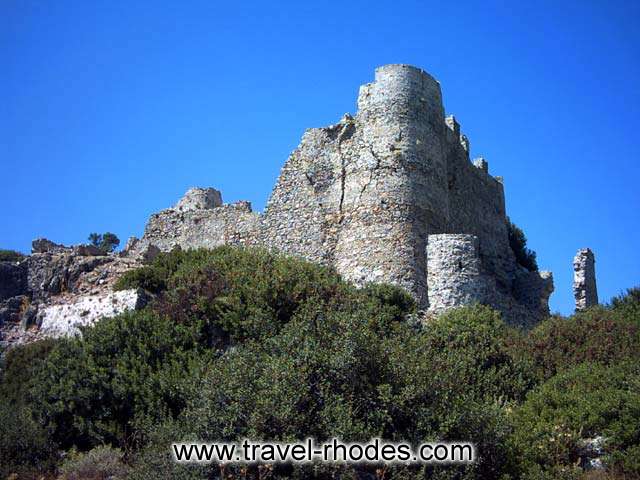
[1,238,144,350]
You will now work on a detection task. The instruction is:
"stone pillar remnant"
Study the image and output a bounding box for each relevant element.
[573,248,598,310]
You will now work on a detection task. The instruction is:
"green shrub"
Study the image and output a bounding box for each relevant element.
[138,305,523,479]
[0,401,57,478]
[117,246,356,344]
[509,361,640,478]
[115,248,186,293]
[31,310,207,450]
[609,286,640,323]
[507,219,538,272]
[59,445,130,480]
[513,308,640,382]
[0,338,58,407]
[3,244,636,479]
[0,249,25,262]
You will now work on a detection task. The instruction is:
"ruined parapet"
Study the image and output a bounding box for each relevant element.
[473,157,488,174]
[573,248,598,310]
[174,187,222,211]
[512,269,554,325]
[426,234,489,316]
[31,238,69,254]
[130,188,260,256]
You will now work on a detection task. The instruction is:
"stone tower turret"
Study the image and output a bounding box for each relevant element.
[331,65,450,303]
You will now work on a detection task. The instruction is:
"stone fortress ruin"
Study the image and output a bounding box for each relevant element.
[1,64,600,346]
[128,64,558,326]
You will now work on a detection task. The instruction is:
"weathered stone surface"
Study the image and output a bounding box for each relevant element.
[26,253,111,300]
[129,193,260,257]
[573,248,598,310]
[0,261,28,301]
[0,295,28,325]
[426,234,488,316]
[174,187,222,211]
[121,236,139,256]
[31,238,68,254]
[37,289,147,338]
[73,244,106,256]
[1,244,143,349]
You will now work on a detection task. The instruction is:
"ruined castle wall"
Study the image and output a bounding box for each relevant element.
[133,201,260,255]
[127,64,554,325]
[426,234,490,316]
[443,118,514,291]
[263,65,449,304]
[573,248,598,310]
[261,123,347,265]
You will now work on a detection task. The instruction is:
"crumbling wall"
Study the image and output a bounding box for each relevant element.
[573,248,598,310]
[443,116,514,290]
[130,188,261,256]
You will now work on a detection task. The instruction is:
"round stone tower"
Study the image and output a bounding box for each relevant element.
[332,65,450,305]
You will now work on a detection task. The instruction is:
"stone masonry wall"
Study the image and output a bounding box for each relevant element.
[426,234,489,316]
[573,248,598,310]
[130,188,261,256]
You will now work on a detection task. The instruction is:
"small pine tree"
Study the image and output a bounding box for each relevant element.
[507,219,538,272]
[88,233,102,247]
[100,232,120,252]
[87,233,120,253]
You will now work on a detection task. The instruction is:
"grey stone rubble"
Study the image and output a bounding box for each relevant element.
[128,64,557,327]
[573,248,598,311]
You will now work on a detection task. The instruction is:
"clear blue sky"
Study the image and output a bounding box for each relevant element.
[2,0,638,315]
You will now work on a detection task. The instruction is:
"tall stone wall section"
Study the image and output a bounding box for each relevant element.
[262,65,449,304]
[573,248,598,310]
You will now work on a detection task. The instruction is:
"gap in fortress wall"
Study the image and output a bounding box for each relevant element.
[125,64,556,327]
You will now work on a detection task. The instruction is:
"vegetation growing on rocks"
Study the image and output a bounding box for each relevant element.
[88,232,121,253]
[0,246,638,479]
[0,249,25,262]
[507,219,538,272]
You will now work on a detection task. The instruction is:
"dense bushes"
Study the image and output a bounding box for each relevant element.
[510,307,640,381]
[31,310,207,450]
[510,362,640,479]
[0,402,58,479]
[0,249,25,262]
[507,219,538,272]
[0,338,58,406]
[0,246,638,479]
